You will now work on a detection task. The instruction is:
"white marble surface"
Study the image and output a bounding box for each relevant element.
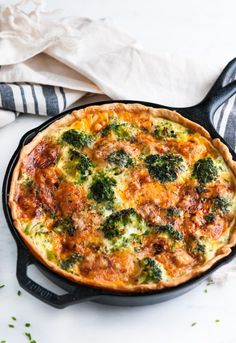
[1,0,236,342]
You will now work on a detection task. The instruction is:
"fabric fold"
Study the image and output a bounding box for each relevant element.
[0,0,236,154]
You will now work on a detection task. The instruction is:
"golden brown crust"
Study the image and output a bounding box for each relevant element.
[9,103,236,292]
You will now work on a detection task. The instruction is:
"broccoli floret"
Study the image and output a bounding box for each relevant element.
[195,241,205,254]
[155,224,183,241]
[212,196,231,214]
[166,207,181,219]
[192,158,218,184]
[66,149,94,183]
[139,257,162,283]
[89,172,117,203]
[110,236,130,252]
[101,120,136,140]
[101,208,139,239]
[23,177,34,190]
[204,213,215,223]
[61,253,83,271]
[44,209,58,219]
[187,236,206,261]
[52,216,76,236]
[145,153,184,183]
[107,150,133,168]
[50,212,58,219]
[62,129,92,148]
[153,123,176,139]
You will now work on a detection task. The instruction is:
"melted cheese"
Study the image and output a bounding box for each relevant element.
[12,106,236,290]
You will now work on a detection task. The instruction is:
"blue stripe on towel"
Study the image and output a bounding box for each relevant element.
[42,85,59,115]
[30,85,39,114]
[224,95,236,150]
[216,73,236,132]
[18,84,27,113]
[59,87,67,110]
[0,84,16,111]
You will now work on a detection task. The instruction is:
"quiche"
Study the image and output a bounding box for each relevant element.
[9,103,236,291]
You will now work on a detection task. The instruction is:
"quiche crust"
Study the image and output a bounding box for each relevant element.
[9,103,236,292]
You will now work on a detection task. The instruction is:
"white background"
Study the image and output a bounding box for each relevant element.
[1,0,236,342]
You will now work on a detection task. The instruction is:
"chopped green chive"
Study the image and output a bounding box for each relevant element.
[31,341,37,343]
[0,340,6,343]
[25,332,31,340]
[215,319,220,323]
[191,322,197,327]
[17,290,22,296]
[204,289,208,293]
[8,324,14,328]
[11,316,16,321]
[0,285,5,289]
[25,323,31,327]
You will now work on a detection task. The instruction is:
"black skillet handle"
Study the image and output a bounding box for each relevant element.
[197,57,236,118]
[16,246,101,308]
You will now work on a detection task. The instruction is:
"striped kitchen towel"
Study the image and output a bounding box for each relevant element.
[1,82,236,150]
[0,0,236,150]
[213,72,236,149]
[0,83,86,126]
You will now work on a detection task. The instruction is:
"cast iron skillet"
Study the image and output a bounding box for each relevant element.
[2,58,236,309]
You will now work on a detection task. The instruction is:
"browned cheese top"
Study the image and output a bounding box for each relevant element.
[10,104,236,291]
